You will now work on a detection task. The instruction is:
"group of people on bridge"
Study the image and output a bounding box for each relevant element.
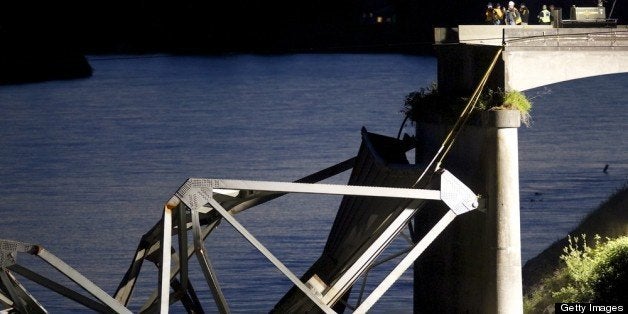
[485,2,553,25]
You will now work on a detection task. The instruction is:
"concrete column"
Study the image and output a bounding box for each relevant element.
[413,123,488,313]
[484,110,523,314]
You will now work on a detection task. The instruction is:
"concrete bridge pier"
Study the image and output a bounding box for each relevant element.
[414,25,628,313]
[484,110,523,314]
[412,110,523,314]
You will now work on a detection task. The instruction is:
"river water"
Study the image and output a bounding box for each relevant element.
[0,54,626,312]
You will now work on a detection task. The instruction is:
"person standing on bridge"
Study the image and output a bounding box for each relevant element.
[537,5,551,24]
[505,1,522,25]
[519,3,530,24]
[495,3,505,24]
[485,3,500,24]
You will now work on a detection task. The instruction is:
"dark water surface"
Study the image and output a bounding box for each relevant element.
[0,54,626,312]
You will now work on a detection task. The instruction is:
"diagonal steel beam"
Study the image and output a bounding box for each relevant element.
[190,207,230,314]
[203,197,337,314]
[35,247,131,314]
[354,210,458,313]
[0,269,47,313]
[8,264,110,313]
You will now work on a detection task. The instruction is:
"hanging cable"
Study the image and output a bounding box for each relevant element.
[396,114,410,140]
[412,47,503,188]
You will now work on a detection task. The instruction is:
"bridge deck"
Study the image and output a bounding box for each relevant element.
[435,25,628,92]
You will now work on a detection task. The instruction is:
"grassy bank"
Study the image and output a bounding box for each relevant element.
[523,185,628,311]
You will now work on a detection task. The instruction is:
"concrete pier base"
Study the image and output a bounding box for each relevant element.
[413,110,522,313]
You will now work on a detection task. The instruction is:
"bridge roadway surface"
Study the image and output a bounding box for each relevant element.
[435,25,628,92]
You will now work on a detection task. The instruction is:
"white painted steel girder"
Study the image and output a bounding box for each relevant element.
[177,178,442,201]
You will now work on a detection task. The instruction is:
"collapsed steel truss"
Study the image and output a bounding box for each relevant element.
[1,166,478,313]
[158,170,477,314]
[0,125,478,313]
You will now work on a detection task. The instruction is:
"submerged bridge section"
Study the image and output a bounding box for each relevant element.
[435,25,628,92]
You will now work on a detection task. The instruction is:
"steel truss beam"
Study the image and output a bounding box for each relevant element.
[1,167,477,313]
[1,166,477,313]
[156,169,478,313]
[1,133,480,313]
[114,158,356,312]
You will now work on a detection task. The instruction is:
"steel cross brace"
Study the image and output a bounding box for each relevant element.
[114,157,355,310]
[161,192,336,313]
[159,201,231,314]
[319,170,478,308]
[353,210,458,313]
[159,169,478,313]
[0,239,131,313]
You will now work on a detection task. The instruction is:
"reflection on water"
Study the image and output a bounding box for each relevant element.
[0,54,626,312]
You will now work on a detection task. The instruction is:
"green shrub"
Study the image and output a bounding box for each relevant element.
[591,237,628,303]
[401,82,466,124]
[524,235,628,313]
[478,88,532,126]
[402,85,532,126]
[503,90,532,113]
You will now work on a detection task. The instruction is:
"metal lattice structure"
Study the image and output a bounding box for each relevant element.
[2,130,479,313]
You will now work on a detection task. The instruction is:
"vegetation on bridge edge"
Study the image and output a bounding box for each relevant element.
[401,83,532,126]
